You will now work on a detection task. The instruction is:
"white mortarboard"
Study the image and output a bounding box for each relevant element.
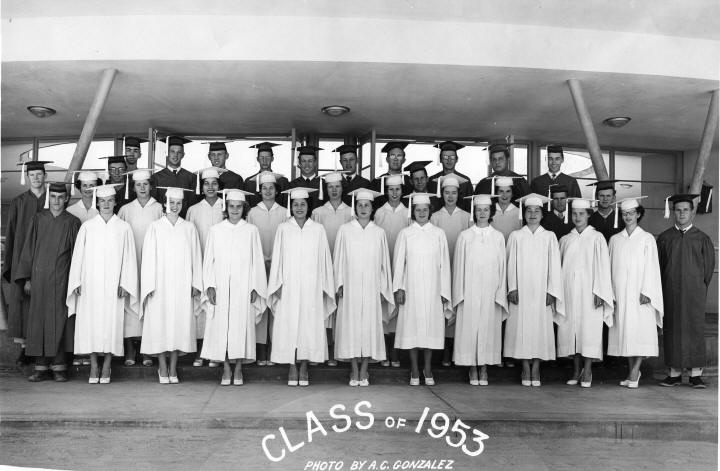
[318,171,349,200]
[515,193,552,220]
[491,175,522,196]
[567,197,595,210]
[404,192,434,218]
[121,168,153,199]
[614,196,648,228]
[464,194,498,222]
[347,188,383,215]
[380,173,406,193]
[158,186,193,202]
[281,187,318,217]
[433,172,469,197]
[92,183,122,210]
[220,188,254,210]
[70,170,100,196]
[195,166,225,194]
[255,170,285,192]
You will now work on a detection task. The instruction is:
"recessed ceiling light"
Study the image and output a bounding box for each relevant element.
[321,105,350,117]
[27,106,56,118]
[602,116,631,128]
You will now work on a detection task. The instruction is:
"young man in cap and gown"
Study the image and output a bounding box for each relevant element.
[102,155,131,212]
[405,160,441,211]
[530,145,581,198]
[588,180,624,242]
[118,169,164,367]
[67,171,102,223]
[288,145,324,210]
[429,141,474,211]
[124,136,147,172]
[67,184,139,384]
[3,160,51,364]
[201,189,268,386]
[150,136,196,218]
[207,142,244,189]
[268,187,336,386]
[657,194,715,388]
[504,193,565,387]
[140,187,203,384]
[15,182,81,382]
[540,184,574,240]
[335,144,371,206]
[371,142,412,199]
[244,142,290,206]
[474,143,530,198]
[247,171,288,365]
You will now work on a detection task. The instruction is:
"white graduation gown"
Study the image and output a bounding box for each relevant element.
[333,220,394,362]
[451,225,508,366]
[311,201,353,256]
[186,198,224,339]
[373,202,410,333]
[140,217,204,355]
[504,225,565,360]
[268,218,336,363]
[491,203,522,242]
[118,197,164,337]
[66,215,139,356]
[392,222,452,350]
[557,227,614,359]
[66,199,98,224]
[200,219,268,362]
[607,226,664,357]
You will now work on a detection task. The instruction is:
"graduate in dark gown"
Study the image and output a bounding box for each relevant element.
[530,145,581,199]
[101,155,132,213]
[150,136,197,218]
[3,160,50,364]
[206,141,244,189]
[287,145,324,210]
[244,142,290,206]
[371,142,413,203]
[657,194,715,389]
[541,184,573,240]
[14,182,81,382]
[474,143,530,199]
[587,180,624,242]
[428,141,474,212]
[334,144,371,206]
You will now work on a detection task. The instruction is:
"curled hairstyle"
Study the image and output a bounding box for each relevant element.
[410,202,434,221]
[472,203,496,224]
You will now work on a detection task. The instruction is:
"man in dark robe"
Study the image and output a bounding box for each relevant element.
[429,141,474,211]
[14,182,81,382]
[206,141,244,189]
[657,194,715,389]
[588,180,624,242]
[474,143,530,198]
[102,155,132,212]
[150,136,197,217]
[3,160,50,365]
[287,145,323,210]
[124,136,147,172]
[334,144,371,206]
[371,142,413,201]
[541,184,573,240]
[530,145,582,199]
[244,142,290,206]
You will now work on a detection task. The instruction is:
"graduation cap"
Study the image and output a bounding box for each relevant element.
[664,193,700,219]
[464,194,498,222]
[90,183,123,210]
[380,173,407,194]
[207,142,228,152]
[404,192,434,218]
[42,181,70,209]
[333,144,359,155]
[158,186,194,204]
[124,136,147,148]
[546,145,564,155]
[17,160,53,185]
[250,142,280,153]
[318,171,350,200]
[587,179,619,192]
[347,188,383,215]
[381,142,409,153]
[515,193,552,220]
[194,166,226,194]
[163,136,191,148]
[614,196,648,228]
[220,189,254,210]
[70,170,101,196]
[404,160,432,176]
[490,175,523,196]
[296,145,323,157]
[281,187,318,217]
[254,171,285,192]
[566,197,596,210]
[487,143,510,156]
[433,173,469,197]
[435,141,465,152]
[123,168,154,199]
[547,183,569,210]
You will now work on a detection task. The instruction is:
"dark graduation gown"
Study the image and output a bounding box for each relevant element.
[540,210,573,240]
[657,226,715,368]
[2,189,45,339]
[474,171,530,199]
[429,169,474,212]
[14,210,81,357]
[150,168,197,218]
[341,174,371,206]
[288,175,323,210]
[588,210,624,243]
[219,169,244,190]
[530,172,582,199]
[243,171,290,207]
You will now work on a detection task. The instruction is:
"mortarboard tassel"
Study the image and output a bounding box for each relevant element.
[125,173,130,199]
[44,183,50,209]
[92,187,97,209]
[351,193,356,218]
[286,201,291,218]
[71,172,76,196]
[407,195,413,219]
[663,196,670,219]
[706,189,713,213]
[318,176,324,200]
[380,175,385,194]
[256,174,260,192]
[20,161,26,185]
[518,198,523,220]
[195,172,201,195]
[491,176,496,196]
[547,188,552,211]
[613,202,619,229]
[222,191,226,211]
[436,176,442,198]
[470,196,475,223]
[564,208,568,224]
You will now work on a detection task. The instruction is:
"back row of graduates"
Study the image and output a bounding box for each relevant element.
[5,139,714,389]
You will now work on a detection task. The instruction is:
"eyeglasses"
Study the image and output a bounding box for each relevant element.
[621,210,637,217]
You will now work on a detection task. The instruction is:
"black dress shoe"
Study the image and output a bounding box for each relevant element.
[659,376,682,387]
[16,348,29,366]
[28,371,51,382]
[689,376,707,389]
[52,371,68,382]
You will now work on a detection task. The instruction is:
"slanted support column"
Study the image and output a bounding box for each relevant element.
[567,78,610,181]
[65,68,117,181]
[689,89,719,195]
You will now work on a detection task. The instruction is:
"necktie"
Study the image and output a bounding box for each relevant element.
[550,173,556,181]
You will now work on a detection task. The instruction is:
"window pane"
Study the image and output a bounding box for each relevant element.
[512,145,528,177]
[2,140,34,203]
[615,151,676,182]
[540,147,610,180]
[318,139,345,173]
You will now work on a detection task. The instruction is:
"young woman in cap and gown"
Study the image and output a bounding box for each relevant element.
[430,174,472,367]
[247,171,288,366]
[140,187,203,384]
[452,194,507,386]
[311,171,353,367]
[556,198,614,388]
[607,197,663,388]
[372,173,411,367]
[117,169,164,367]
[333,189,394,386]
[201,189,267,386]
[186,167,226,367]
[393,192,452,386]
[268,187,336,386]
[504,193,564,387]
[66,184,139,384]
[67,171,102,223]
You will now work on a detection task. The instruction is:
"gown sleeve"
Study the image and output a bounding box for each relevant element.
[267,224,285,314]
[119,223,140,319]
[201,228,217,319]
[451,231,467,311]
[249,225,269,322]
[592,232,615,327]
[641,233,664,327]
[333,224,346,292]
[317,226,337,319]
[494,231,509,320]
[378,228,396,322]
[438,229,453,318]
[66,224,88,317]
[392,228,408,293]
[546,232,565,323]
[139,222,158,318]
[702,233,715,287]
[506,231,518,294]
[188,223,205,316]
[13,213,38,283]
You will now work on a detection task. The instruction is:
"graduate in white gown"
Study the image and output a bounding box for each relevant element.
[608,197,664,388]
[140,187,203,384]
[557,198,614,388]
[373,174,410,367]
[334,189,394,386]
[185,167,225,367]
[430,173,472,366]
[505,193,564,387]
[246,171,287,365]
[201,189,268,386]
[66,171,101,223]
[490,176,523,241]
[67,184,138,384]
[393,193,452,386]
[268,187,336,386]
[118,169,164,367]
[311,171,353,366]
[452,194,507,386]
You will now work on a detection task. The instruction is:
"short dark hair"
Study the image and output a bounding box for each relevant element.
[354,200,377,220]
[201,177,225,195]
[74,178,103,190]
[222,200,249,220]
[472,203,496,223]
[635,204,645,222]
[290,198,310,217]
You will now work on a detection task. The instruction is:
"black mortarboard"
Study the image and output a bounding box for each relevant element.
[333,144,359,155]
[546,145,564,155]
[296,145,323,156]
[404,161,432,175]
[250,142,280,152]
[165,136,191,147]
[100,155,128,165]
[435,141,465,152]
[488,143,510,155]
[48,182,69,194]
[381,142,409,153]
[208,142,227,152]
[668,194,700,205]
[19,160,53,172]
[124,136,147,148]
[587,180,618,191]
[548,184,569,195]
